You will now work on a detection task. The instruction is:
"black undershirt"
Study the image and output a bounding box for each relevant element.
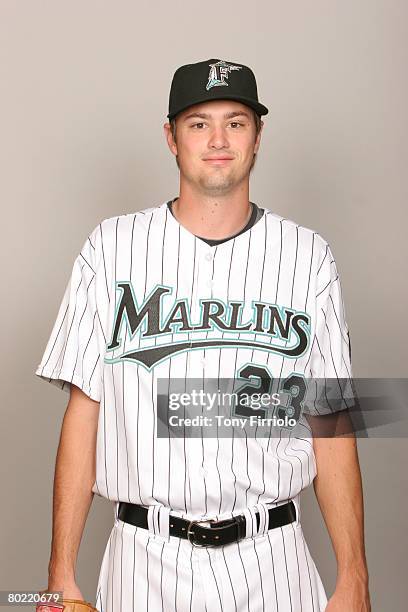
[167,199,264,246]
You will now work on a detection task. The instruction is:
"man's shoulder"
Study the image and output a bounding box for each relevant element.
[83,202,168,260]
[100,202,167,231]
[261,206,330,252]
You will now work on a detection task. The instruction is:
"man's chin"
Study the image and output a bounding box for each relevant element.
[198,180,236,195]
[180,167,249,195]
[197,171,241,193]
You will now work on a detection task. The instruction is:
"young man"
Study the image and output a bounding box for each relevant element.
[35,59,370,611]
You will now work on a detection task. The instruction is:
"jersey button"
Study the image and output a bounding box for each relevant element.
[207,279,214,288]
[205,252,213,261]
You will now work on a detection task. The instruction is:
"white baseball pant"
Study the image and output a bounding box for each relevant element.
[95,498,328,612]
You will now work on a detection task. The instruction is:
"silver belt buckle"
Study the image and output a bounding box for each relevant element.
[186,518,218,547]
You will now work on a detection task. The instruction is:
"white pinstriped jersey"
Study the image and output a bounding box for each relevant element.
[35,200,352,522]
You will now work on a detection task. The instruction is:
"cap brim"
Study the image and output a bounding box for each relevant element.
[167,94,269,120]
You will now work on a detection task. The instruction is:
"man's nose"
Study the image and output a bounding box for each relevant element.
[207,126,230,148]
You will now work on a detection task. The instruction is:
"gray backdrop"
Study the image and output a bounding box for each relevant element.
[1,1,407,610]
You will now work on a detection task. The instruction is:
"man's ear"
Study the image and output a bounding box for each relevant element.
[163,122,178,156]
[254,120,264,154]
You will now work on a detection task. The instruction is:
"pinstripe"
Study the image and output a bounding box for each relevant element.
[144,213,155,506]
[175,536,181,611]
[236,540,250,611]
[290,228,314,489]
[227,237,239,512]
[322,312,341,378]
[145,538,150,611]
[328,293,350,345]
[292,443,312,487]
[55,264,87,373]
[281,435,295,499]
[281,527,294,612]
[299,527,316,612]
[294,229,315,371]
[242,229,253,508]
[275,218,284,303]
[284,438,304,493]
[121,336,130,502]
[252,537,265,611]
[101,377,109,498]
[136,363,141,500]
[150,380,156,503]
[87,341,100,386]
[111,350,119,501]
[251,214,268,504]
[267,531,279,611]
[99,221,110,306]
[317,243,329,276]
[321,312,353,407]
[277,221,299,383]
[132,529,136,612]
[189,546,194,612]
[266,215,284,457]
[182,215,194,516]
[110,525,117,612]
[204,245,224,514]
[160,540,165,611]
[81,311,98,384]
[316,278,333,299]
[119,521,124,612]
[38,299,68,376]
[206,548,224,610]
[220,546,238,611]
[313,335,334,412]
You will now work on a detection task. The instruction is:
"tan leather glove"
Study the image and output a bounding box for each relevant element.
[36,599,98,612]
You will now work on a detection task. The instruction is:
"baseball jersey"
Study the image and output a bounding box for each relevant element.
[35,199,352,522]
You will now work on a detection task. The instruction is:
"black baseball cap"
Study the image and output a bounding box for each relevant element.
[167,58,269,121]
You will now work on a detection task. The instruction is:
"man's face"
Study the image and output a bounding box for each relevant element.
[164,100,263,197]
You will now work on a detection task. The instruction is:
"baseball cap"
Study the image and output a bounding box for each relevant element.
[167,58,269,121]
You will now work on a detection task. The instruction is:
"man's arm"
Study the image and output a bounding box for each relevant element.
[46,384,100,597]
[312,431,371,610]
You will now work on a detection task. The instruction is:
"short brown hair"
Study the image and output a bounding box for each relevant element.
[170,109,263,142]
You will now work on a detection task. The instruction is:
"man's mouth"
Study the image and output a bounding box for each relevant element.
[202,156,234,165]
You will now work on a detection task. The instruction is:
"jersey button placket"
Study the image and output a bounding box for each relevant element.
[200,249,215,293]
[189,245,219,515]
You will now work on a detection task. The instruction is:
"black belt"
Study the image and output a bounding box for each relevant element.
[117,501,296,548]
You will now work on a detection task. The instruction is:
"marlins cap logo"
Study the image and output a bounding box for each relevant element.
[206,60,242,91]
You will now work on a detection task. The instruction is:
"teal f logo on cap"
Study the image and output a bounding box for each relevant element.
[206,60,242,91]
[167,58,268,120]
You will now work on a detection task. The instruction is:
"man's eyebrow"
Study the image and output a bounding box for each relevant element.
[182,111,251,121]
[182,112,210,121]
[224,111,251,119]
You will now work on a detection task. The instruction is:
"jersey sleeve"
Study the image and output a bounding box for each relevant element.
[305,242,354,416]
[34,225,104,402]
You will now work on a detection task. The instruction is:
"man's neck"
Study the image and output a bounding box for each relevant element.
[172,186,252,240]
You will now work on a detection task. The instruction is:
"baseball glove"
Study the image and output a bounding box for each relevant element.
[36,599,98,612]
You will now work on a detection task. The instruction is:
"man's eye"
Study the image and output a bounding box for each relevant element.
[192,123,206,129]
[230,122,243,128]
